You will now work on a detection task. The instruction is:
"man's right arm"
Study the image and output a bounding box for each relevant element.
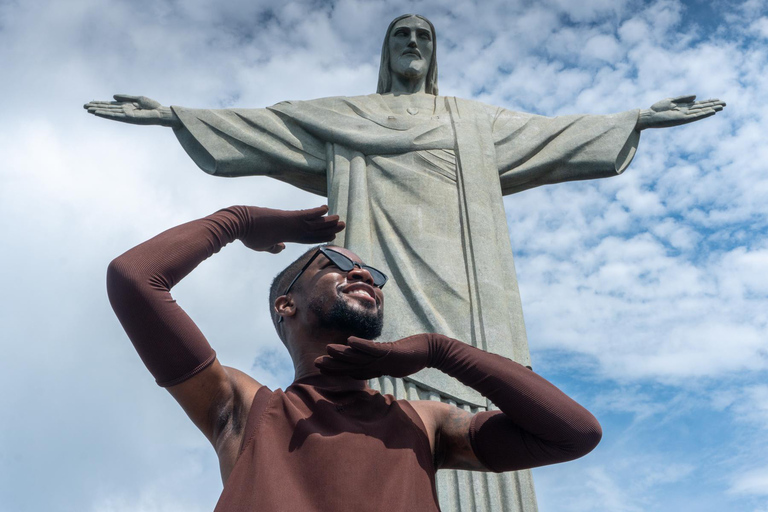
[106,205,344,452]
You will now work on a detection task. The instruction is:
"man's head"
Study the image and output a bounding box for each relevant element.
[269,246,386,346]
[377,14,438,95]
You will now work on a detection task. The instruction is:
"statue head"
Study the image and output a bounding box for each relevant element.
[377,14,439,95]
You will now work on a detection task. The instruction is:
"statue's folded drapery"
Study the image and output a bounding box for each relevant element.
[172,95,639,405]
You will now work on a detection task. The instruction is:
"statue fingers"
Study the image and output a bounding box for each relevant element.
[670,94,697,104]
[84,100,115,109]
[676,108,716,124]
[689,99,726,111]
[113,93,141,103]
[88,104,128,113]
[93,110,128,120]
[703,100,726,111]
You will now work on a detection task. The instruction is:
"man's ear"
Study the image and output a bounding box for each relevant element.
[275,295,296,322]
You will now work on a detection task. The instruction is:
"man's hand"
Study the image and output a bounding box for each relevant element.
[240,205,345,254]
[83,94,180,127]
[315,334,444,379]
[636,94,726,130]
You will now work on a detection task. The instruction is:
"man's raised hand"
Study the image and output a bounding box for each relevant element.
[83,94,180,127]
[315,334,446,380]
[637,94,726,130]
[240,205,345,254]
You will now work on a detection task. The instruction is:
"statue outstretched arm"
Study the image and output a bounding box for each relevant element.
[636,95,726,130]
[84,94,181,128]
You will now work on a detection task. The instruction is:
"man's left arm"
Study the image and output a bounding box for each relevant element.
[315,334,602,472]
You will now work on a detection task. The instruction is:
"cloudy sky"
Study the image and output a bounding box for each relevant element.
[1,0,767,511]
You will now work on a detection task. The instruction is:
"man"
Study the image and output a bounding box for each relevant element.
[86,16,726,410]
[107,204,602,511]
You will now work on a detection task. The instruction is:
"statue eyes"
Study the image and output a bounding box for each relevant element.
[392,28,432,41]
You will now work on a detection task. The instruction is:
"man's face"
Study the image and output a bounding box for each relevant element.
[299,247,385,339]
[387,16,433,81]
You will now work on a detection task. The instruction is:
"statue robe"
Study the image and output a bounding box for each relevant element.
[171,94,639,406]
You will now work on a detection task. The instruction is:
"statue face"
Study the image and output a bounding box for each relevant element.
[387,16,434,81]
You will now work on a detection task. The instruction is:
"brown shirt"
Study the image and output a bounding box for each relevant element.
[215,375,440,511]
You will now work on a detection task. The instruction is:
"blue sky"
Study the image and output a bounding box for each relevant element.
[0,0,766,511]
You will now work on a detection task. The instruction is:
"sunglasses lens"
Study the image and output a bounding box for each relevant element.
[323,249,355,271]
[323,249,388,288]
[364,267,388,288]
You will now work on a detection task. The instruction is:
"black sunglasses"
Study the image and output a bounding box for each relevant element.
[283,247,388,297]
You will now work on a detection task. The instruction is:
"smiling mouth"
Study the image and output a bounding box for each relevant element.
[341,284,378,305]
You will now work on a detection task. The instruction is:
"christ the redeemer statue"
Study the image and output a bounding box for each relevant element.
[85,13,724,512]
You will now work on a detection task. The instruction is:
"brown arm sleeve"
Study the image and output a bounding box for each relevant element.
[106,207,253,387]
[430,338,602,472]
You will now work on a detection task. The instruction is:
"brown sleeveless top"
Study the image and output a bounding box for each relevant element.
[214,375,440,511]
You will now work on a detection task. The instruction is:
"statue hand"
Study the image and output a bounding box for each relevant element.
[637,94,726,130]
[83,94,179,127]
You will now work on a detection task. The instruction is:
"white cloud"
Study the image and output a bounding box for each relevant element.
[730,466,768,496]
[1,0,767,511]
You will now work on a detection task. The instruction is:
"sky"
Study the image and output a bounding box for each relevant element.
[0,0,766,511]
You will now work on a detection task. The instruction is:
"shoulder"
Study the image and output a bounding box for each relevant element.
[407,399,470,430]
[406,399,482,470]
[274,94,378,108]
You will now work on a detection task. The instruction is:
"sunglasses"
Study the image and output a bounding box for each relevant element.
[282,247,388,297]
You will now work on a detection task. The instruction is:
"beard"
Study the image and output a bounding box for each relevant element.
[309,291,384,340]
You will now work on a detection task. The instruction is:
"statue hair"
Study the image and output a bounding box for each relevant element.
[377,14,438,96]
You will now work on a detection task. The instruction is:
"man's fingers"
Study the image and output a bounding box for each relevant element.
[301,220,345,243]
[300,205,329,219]
[326,344,374,364]
[314,356,355,373]
[305,214,340,230]
[347,337,388,356]
[266,243,285,254]
[315,357,380,379]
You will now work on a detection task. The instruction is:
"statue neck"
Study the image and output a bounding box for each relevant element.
[389,73,428,95]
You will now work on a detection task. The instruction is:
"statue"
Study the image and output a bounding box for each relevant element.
[85,13,725,512]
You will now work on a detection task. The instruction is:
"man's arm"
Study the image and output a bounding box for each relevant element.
[107,205,344,458]
[315,334,601,472]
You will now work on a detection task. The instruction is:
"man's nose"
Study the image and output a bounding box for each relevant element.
[347,265,375,286]
[407,33,418,46]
